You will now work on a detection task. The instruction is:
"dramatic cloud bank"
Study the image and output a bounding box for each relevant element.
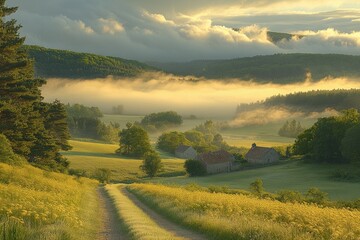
[12,0,360,61]
[41,73,360,118]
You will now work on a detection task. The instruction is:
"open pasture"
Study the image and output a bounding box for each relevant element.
[152,160,360,200]
[64,140,186,182]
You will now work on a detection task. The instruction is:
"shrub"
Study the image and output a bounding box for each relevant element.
[305,187,328,204]
[277,190,304,203]
[92,168,112,183]
[184,159,206,177]
[250,178,264,196]
[68,168,88,178]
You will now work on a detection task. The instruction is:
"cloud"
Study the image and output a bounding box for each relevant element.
[230,107,341,127]
[11,0,360,61]
[98,18,124,34]
[276,28,360,54]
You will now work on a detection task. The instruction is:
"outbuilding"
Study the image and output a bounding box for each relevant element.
[245,143,280,164]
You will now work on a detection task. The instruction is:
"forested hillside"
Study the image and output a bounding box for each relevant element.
[24,45,157,79]
[149,54,360,83]
[236,89,360,114]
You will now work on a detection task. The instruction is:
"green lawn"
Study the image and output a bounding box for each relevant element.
[151,161,360,201]
[64,140,186,182]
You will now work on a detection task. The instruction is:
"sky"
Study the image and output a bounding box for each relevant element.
[11,0,360,62]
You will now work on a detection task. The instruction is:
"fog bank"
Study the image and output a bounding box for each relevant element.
[41,72,360,118]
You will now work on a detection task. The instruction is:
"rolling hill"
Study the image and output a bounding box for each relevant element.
[24,45,158,79]
[148,53,360,83]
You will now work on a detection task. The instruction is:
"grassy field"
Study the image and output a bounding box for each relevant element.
[129,183,360,240]
[0,162,99,239]
[64,140,186,182]
[152,160,360,200]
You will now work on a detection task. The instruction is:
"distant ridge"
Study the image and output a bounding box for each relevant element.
[24,45,158,79]
[149,53,360,84]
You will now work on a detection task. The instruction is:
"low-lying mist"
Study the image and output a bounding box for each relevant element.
[41,72,360,120]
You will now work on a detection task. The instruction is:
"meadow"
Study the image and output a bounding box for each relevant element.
[152,160,360,200]
[0,162,99,239]
[65,137,360,200]
[128,183,360,240]
[64,140,186,182]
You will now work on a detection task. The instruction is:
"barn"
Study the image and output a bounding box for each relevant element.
[196,150,235,174]
[245,143,280,164]
[175,145,197,159]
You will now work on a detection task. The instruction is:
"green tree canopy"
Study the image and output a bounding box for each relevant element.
[140,151,163,177]
[157,131,190,153]
[141,111,183,131]
[117,123,151,158]
[341,124,360,163]
[293,109,360,163]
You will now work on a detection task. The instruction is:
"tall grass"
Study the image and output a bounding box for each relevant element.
[129,183,360,240]
[105,184,181,239]
[0,163,99,239]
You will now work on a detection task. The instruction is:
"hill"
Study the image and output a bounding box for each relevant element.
[24,45,157,79]
[149,53,360,84]
[236,89,360,115]
[0,162,99,239]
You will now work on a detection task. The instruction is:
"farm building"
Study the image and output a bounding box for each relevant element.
[175,145,197,159]
[245,143,280,164]
[196,150,235,174]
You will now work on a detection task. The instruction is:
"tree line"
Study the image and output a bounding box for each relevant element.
[236,89,360,115]
[23,45,157,79]
[150,53,360,84]
[293,109,360,164]
[66,103,120,143]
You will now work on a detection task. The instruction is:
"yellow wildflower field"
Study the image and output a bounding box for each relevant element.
[129,183,360,240]
[0,163,99,239]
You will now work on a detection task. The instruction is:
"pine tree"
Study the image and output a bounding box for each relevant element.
[0,1,70,171]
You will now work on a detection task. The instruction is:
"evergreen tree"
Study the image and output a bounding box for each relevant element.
[0,1,70,171]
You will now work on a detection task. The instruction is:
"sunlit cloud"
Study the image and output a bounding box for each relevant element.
[7,0,359,61]
[98,18,124,35]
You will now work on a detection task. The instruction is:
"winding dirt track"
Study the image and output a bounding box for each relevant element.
[121,187,207,240]
[98,187,129,240]
[98,185,206,240]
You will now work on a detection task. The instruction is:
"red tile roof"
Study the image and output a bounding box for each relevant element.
[196,150,234,165]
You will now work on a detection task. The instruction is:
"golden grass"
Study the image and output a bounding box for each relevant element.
[0,163,99,239]
[105,184,182,239]
[129,183,360,240]
[66,140,186,182]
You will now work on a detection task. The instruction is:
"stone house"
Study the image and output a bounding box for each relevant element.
[175,145,197,159]
[245,143,280,164]
[196,150,235,174]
